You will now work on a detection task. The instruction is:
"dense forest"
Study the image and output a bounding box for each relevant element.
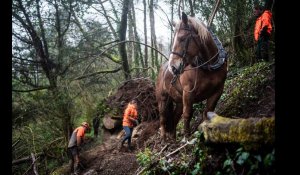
[12,0,275,174]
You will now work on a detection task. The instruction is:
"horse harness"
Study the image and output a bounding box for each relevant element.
[170,24,228,86]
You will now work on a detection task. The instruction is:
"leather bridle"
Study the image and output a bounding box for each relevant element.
[170,23,201,75]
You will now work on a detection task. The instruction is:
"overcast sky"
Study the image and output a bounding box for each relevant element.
[84,1,174,56]
[134,1,172,50]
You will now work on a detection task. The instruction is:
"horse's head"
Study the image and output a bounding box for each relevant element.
[168,12,214,75]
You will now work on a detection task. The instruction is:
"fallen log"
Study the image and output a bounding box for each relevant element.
[199,112,275,144]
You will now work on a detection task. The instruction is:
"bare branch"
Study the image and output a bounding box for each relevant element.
[12,33,33,45]
[82,40,168,76]
[74,67,122,80]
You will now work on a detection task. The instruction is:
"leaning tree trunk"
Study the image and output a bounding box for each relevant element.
[199,112,275,145]
[119,0,131,80]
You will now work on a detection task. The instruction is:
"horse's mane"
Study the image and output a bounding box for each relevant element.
[175,16,210,43]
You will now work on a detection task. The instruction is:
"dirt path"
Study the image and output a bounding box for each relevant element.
[80,130,140,175]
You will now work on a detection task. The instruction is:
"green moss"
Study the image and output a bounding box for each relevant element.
[201,115,275,146]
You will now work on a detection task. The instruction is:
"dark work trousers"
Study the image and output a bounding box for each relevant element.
[256,34,270,62]
[93,117,100,138]
[67,146,80,174]
[122,126,133,148]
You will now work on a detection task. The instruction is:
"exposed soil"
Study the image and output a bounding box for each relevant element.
[78,121,160,175]
[81,135,139,175]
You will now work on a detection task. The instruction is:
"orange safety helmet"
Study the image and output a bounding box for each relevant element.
[81,122,90,129]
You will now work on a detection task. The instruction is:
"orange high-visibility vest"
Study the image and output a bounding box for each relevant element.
[122,104,138,127]
[254,10,272,41]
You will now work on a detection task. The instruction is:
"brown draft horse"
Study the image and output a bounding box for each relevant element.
[155,12,228,141]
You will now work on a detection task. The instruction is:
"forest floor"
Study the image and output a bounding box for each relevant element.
[56,62,275,175]
[80,131,140,175]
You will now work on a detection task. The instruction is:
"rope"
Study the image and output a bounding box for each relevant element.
[184,50,219,71]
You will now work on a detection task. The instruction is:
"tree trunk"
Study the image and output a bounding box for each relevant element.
[119,0,131,80]
[131,3,145,69]
[170,0,175,50]
[128,4,134,69]
[13,0,74,143]
[232,1,247,63]
[149,0,158,78]
[188,0,195,17]
[143,0,148,75]
[199,113,275,145]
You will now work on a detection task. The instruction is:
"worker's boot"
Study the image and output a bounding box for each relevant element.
[73,161,80,175]
[128,144,133,152]
[69,159,74,174]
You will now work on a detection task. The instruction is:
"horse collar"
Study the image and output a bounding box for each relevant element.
[199,28,228,70]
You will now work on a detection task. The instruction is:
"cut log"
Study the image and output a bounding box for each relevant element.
[199,112,275,144]
[103,116,122,130]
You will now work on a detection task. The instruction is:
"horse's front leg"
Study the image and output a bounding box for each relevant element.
[169,103,183,140]
[203,85,224,120]
[182,91,193,137]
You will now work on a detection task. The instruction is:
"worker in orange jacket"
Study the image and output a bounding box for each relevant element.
[120,99,139,151]
[254,1,273,61]
[68,122,90,175]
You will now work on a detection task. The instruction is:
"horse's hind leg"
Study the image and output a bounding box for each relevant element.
[158,95,173,141]
[203,86,224,120]
[169,103,183,140]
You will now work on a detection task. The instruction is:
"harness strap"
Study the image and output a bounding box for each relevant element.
[200,28,228,70]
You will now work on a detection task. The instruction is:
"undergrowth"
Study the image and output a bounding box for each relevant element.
[217,61,274,117]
